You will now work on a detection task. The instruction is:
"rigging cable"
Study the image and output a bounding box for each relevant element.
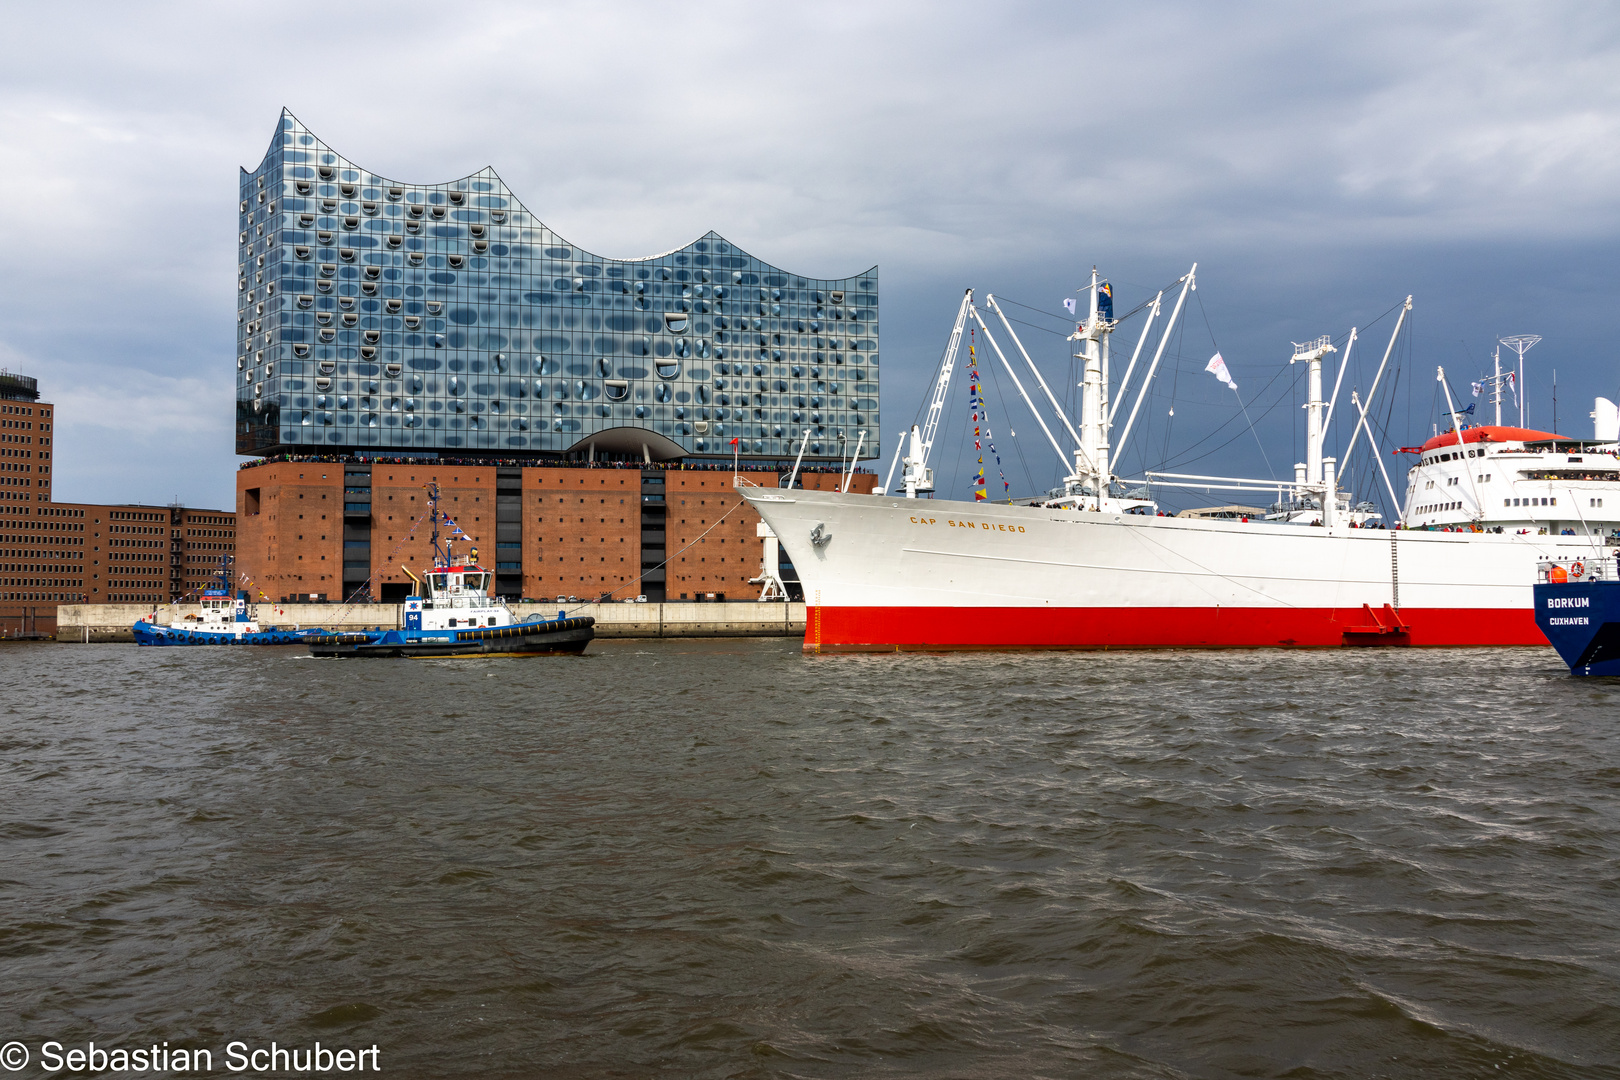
[1196,289,1276,479]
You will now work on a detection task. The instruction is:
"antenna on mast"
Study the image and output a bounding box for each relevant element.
[1499,335,1540,427]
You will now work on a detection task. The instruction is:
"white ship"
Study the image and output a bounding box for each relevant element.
[741,269,1620,651]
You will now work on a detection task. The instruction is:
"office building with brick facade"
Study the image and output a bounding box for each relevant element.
[0,372,236,637]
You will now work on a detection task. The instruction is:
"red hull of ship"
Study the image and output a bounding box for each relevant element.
[802,605,1551,652]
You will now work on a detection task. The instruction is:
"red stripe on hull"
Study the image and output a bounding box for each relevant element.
[802,606,1551,652]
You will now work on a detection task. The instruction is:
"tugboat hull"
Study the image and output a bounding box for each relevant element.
[307,617,595,658]
[134,620,328,646]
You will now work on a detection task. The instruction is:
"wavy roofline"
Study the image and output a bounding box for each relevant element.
[250,108,877,282]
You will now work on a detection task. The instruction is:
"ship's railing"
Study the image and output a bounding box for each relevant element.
[1537,557,1618,584]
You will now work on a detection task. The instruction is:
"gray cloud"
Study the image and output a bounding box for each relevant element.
[1,1,1616,509]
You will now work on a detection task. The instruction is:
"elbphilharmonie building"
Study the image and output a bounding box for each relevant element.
[237,110,879,463]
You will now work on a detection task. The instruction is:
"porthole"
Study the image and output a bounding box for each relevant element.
[319,360,336,374]
[426,301,443,315]
[295,181,312,195]
[317,280,333,293]
[341,313,358,327]
[318,165,335,180]
[385,298,402,313]
[405,220,420,235]
[656,359,681,379]
[469,223,485,238]
[319,329,335,343]
[448,191,464,205]
[340,183,357,197]
[431,206,446,220]
[387,235,402,249]
[364,266,380,280]
[403,314,421,329]
[407,252,424,266]
[447,254,464,269]
[605,380,630,401]
[294,246,311,260]
[360,281,377,296]
[293,344,310,358]
[408,204,423,218]
[340,248,355,262]
[318,231,334,244]
[363,330,380,344]
[315,377,332,391]
[321,199,338,212]
[343,216,359,230]
[387,186,403,201]
[299,214,315,227]
[490,211,506,223]
[471,240,488,253]
[663,312,689,334]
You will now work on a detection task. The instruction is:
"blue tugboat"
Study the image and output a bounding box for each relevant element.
[1533,556,1620,676]
[307,483,593,659]
[134,557,333,646]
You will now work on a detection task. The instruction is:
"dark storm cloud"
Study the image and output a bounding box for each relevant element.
[0,1,1615,506]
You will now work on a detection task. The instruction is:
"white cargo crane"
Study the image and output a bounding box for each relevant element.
[879,289,972,498]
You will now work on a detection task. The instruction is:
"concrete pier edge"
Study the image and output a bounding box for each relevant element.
[54,602,807,643]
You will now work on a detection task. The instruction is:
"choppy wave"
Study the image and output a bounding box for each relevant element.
[1,642,1616,1078]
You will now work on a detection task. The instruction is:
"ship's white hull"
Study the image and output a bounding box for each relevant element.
[742,487,1593,651]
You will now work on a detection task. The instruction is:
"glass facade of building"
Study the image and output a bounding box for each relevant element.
[238,111,879,463]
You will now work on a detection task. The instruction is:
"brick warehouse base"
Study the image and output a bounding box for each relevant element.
[236,459,873,606]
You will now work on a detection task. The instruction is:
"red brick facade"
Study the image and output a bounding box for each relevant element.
[235,461,877,605]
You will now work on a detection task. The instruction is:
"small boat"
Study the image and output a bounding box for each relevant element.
[307,482,593,659]
[134,558,331,646]
[1533,556,1620,676]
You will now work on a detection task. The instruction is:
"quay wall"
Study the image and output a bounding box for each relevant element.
[53,602,806,643]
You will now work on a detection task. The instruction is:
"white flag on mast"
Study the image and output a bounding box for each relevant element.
[1205,352,1237,390]
[1063,297,1077,315]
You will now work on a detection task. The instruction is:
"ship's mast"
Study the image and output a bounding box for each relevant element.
[427,481,448,567]
[1070,268,1114,504]
[1499,335,1540,428]
[1291,336,1337,488]
[1493,346,1502,427]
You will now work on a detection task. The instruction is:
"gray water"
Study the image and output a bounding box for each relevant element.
[2,641,1617,1079]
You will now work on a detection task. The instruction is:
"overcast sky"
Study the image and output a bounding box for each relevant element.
[2,1,1617,512]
